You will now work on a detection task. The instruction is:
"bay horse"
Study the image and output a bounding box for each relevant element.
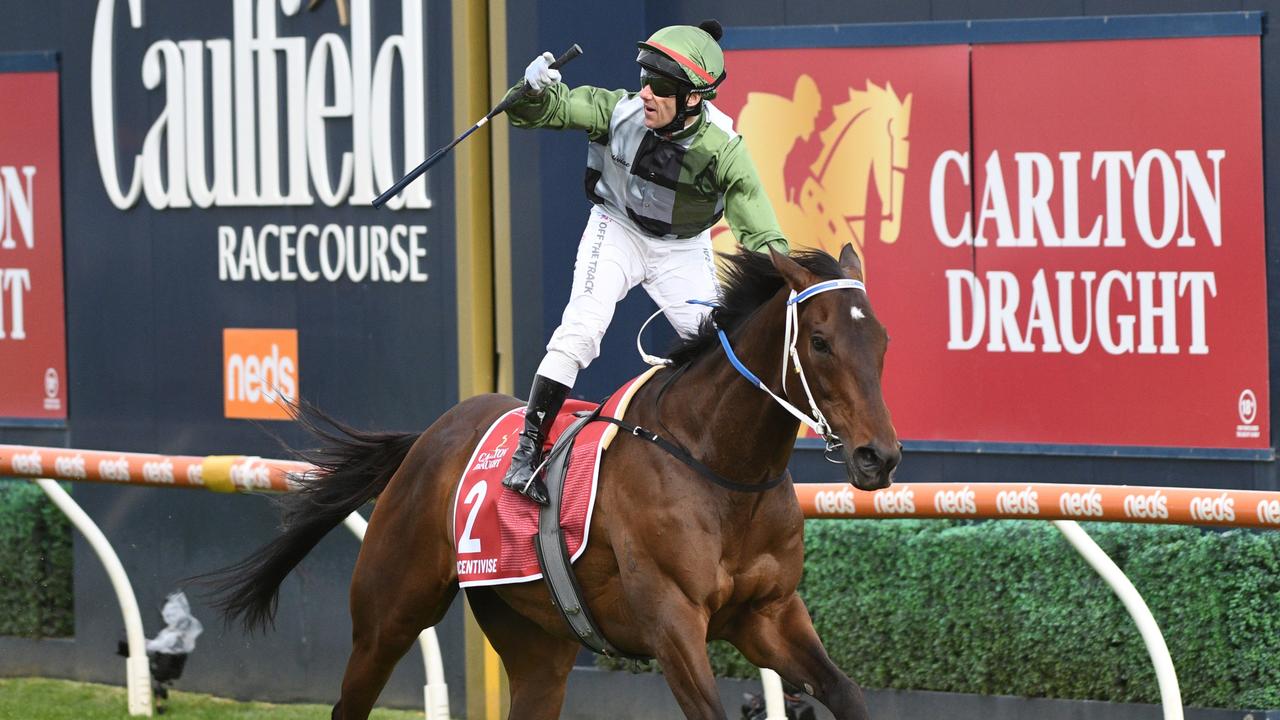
[205,243,900,720]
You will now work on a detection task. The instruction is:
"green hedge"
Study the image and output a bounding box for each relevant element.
[0,479,74,638]
[605,520,1280,710]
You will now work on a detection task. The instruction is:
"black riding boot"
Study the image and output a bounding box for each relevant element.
[501,375,570,505]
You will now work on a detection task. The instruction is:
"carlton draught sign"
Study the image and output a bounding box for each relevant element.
[0,67,67,422]
[716,33,1267,450]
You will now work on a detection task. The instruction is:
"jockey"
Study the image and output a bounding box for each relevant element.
[501,19,790,505]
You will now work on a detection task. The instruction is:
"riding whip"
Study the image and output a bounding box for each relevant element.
[373,43,583,208]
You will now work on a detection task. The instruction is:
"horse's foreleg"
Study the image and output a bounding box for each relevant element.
[727,593,870,720]
[644,599,729,720]
[467,588,579,720]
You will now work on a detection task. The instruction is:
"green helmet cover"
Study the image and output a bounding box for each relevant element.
[636,24,725,99]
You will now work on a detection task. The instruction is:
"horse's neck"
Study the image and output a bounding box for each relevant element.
[662,291,801,485]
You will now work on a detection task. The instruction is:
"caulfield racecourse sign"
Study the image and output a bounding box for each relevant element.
[91,0,432,284]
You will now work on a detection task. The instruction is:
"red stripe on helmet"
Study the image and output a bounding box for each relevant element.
[644,41,716,84]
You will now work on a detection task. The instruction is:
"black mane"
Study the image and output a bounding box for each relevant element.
[666,248,847,368]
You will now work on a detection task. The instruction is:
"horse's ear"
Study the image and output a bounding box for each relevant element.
[770,247,817,292]
[839,243,864,280]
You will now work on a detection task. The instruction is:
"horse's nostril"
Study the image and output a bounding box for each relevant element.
[854,443,901,476]
[854,445,883,471]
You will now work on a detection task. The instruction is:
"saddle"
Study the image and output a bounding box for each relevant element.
[531,361,783,660]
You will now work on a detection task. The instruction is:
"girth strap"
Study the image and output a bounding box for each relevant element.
[535,404,648,661]
[532,404,788,661]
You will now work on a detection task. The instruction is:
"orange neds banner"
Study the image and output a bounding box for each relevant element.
[223,328,299,420]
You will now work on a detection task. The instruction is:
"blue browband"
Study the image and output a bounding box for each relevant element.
[788,278,866,305]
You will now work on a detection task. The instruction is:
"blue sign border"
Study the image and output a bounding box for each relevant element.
[722,12,1263,50]
[0,51,58,73]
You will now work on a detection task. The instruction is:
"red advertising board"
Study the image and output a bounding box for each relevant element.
[718,35,1267,450]
[0,69,67,421]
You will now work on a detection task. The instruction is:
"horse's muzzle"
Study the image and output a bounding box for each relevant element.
[848,441,901,491]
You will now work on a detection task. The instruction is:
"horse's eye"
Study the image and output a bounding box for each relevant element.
[810,336,831,354]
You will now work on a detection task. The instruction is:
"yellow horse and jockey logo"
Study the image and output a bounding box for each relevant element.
[714,74,913,275]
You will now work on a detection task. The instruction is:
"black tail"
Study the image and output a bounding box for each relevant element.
[195,402,418,633]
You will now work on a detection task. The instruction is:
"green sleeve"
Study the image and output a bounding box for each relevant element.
[505,83,628,142]
[716,137,790,255]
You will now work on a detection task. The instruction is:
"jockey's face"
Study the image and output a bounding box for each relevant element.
[639,84,701,130]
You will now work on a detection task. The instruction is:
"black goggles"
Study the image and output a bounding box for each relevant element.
[640,70,688,98]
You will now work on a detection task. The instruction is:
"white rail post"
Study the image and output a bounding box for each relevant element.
[34,478,153,716]
[1053,520,1182,720]
[341,511,451,720]
[759,667,787,719]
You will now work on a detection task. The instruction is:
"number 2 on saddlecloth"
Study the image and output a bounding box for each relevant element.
[458,481,486,554]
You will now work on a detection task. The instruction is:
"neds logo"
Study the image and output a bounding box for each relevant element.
[99,456,131,482]
[995,486,1039,515]
[54,454,86,479]
[12,451,42,475]
[1256,500,1280,525]
[1058,488,1104,517]
[933,485,977,515]
[1189,492,1234,523]
[1123,489,1169,520]
[142,459,175,484]
[873,486,915,514]
[224,328,298,420]
[813,487,856,515]
[231,461,271,490]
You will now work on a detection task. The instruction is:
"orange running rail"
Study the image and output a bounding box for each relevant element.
[5,444,1279,529]
[0,444,309,494]
[796,481,1280,529]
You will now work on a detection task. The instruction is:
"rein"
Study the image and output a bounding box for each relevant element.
[592,414,788,493]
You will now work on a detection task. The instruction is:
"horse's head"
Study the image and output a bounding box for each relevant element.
[771,244,900,490]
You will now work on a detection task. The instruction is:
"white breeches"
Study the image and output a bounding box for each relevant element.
[536,206,719,388]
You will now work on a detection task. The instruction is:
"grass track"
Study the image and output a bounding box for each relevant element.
[0,678,429,719]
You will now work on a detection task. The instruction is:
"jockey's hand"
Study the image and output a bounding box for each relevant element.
[524,51,561,94]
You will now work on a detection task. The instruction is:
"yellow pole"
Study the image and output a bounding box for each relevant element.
[453,0,493,401]
[464,600,510,720]
[452,0,509,718]
[489,0,514,399]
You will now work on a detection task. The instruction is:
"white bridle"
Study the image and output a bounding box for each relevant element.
[775,278,868,440]
[636,278,867,451]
